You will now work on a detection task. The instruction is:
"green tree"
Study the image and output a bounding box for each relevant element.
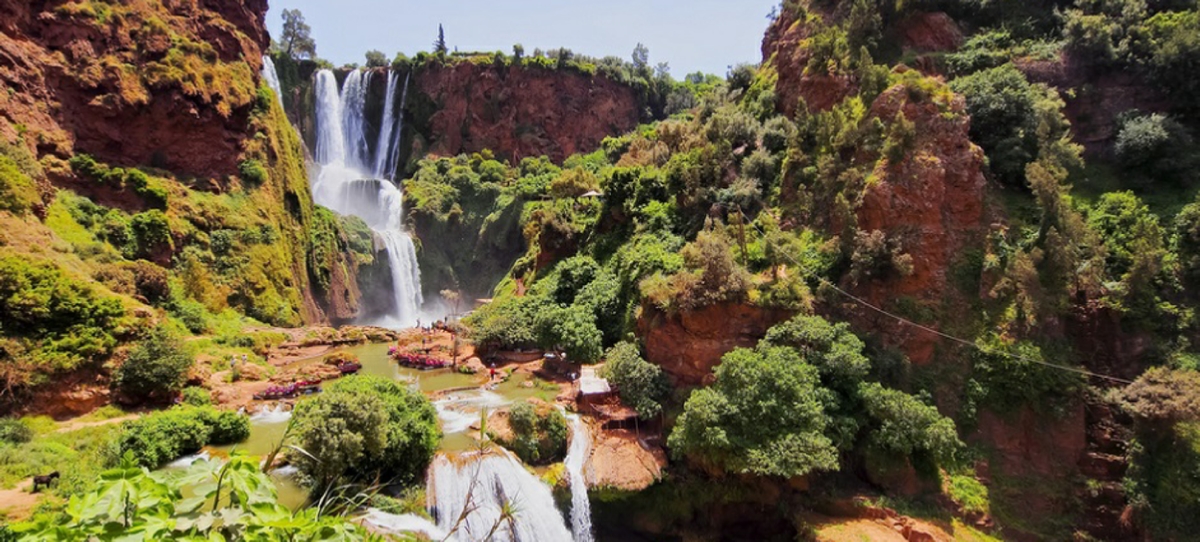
[600,342,669,418]
[112,326,193,404]
[949,64,1039,185]
[434,24,447,55]
[1114,112,1197,185]
[668,346,838,477]
[858,382,961,463]
[280,9,316,60]
[291,375,439,487]
[365,50,387,68]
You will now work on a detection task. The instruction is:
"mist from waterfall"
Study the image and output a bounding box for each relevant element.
[313,69,423,327]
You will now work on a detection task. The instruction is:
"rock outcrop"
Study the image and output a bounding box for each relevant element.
[849,78,988,364]
[638,302,793,385]
[0,0,268,178]
[409,63,640,164]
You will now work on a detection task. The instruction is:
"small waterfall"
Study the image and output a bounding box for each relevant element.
[430,451,573,542]
[250,404,293,424]
[565,416,594,542]
[261,55,284,106]
[312,69,423,327]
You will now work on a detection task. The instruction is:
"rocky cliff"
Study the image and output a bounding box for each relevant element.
[0,0,364,328]
[408,62,640,165]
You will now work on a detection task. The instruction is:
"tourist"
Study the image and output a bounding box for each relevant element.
[489,367,497,381]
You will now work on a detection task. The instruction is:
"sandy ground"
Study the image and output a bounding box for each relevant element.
[0,480,38,521]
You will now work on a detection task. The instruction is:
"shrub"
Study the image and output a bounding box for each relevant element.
[0,155,39,214]
[126,260,170,304]
[1114,112,1197,185]
[0,418,33,444]
[112,326,194,404]
[858,382,961,463]
[180,386,212,406]
[130,210,174,258]
[116,406,248,468]
[535,303,603,363]
[238,159,269,186]
[291,375,440,487]
[504,401,568,465]
[642,230,751,312]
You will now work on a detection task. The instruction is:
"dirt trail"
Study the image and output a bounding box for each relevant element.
[53,413,140,433]
[0,480,38,521]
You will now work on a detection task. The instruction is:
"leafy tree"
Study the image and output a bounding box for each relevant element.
[761,315,870,391]
[535,303,603,362]
[858,382,961,463]
[949,64,1040,185]
[1114,112,1197,185]
[642,230,751,312]
[513,43,525,62]
[280,9,316,60]
[1174,199,1200,289]
[112,326,193,404]
[548,256,600,304]
[668,346,838,477]
[365,50,387,68]
[600,342,670,418]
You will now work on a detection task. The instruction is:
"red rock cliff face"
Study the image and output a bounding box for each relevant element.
[0,0,268,178]
[410,63,640,164]
[762,5,854,116]
[638,302,793,385]
[849,81,988,364]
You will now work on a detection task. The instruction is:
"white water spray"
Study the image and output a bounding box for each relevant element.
[565,415,595,542]
[430,451,573,542]
[312,69,423,327]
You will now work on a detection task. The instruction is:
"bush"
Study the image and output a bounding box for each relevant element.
[291,375,440,487]
[600,342,669,418]
[116,406,248,468]
[130,210,174,258]
[0,155,39,214]
[112,326,194,404]
[180,386,212,406]
[0,418,33,445]
[238,159,269,186]
[504,401,568,465]
[949,64,1039,185]
[1114,112,1197,185]
[668,346,838,477]
[642,230,751,312]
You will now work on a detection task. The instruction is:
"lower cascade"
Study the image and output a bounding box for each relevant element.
[429,451,573,541]
[565,415,594,542]
[311,68,423,327]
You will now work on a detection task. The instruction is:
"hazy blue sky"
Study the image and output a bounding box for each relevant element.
[266,0,780,76]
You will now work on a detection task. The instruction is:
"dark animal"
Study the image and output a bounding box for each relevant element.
[32,471,59,492]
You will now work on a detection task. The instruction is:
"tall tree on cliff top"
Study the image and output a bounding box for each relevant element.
[434,24,448,55]
[280,9,316,60]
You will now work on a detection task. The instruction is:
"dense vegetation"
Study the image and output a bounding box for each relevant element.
[290,375,440,488]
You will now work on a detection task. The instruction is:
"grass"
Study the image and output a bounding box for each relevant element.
[946,473,990,515]
[0,423,119,493]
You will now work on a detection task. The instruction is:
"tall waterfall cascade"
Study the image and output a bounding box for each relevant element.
[312,68,423,327]
[565,415,595,542]
[429,451,574,541]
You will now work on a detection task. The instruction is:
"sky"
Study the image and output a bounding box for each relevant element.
[266,0,780,77]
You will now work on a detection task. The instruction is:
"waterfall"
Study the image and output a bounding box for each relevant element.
[340,70,373,169]
[430,451,573,542]
[372,71,399,179]
[565,416,594,542]
[261,55,284,107]
[312,69,423,327]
